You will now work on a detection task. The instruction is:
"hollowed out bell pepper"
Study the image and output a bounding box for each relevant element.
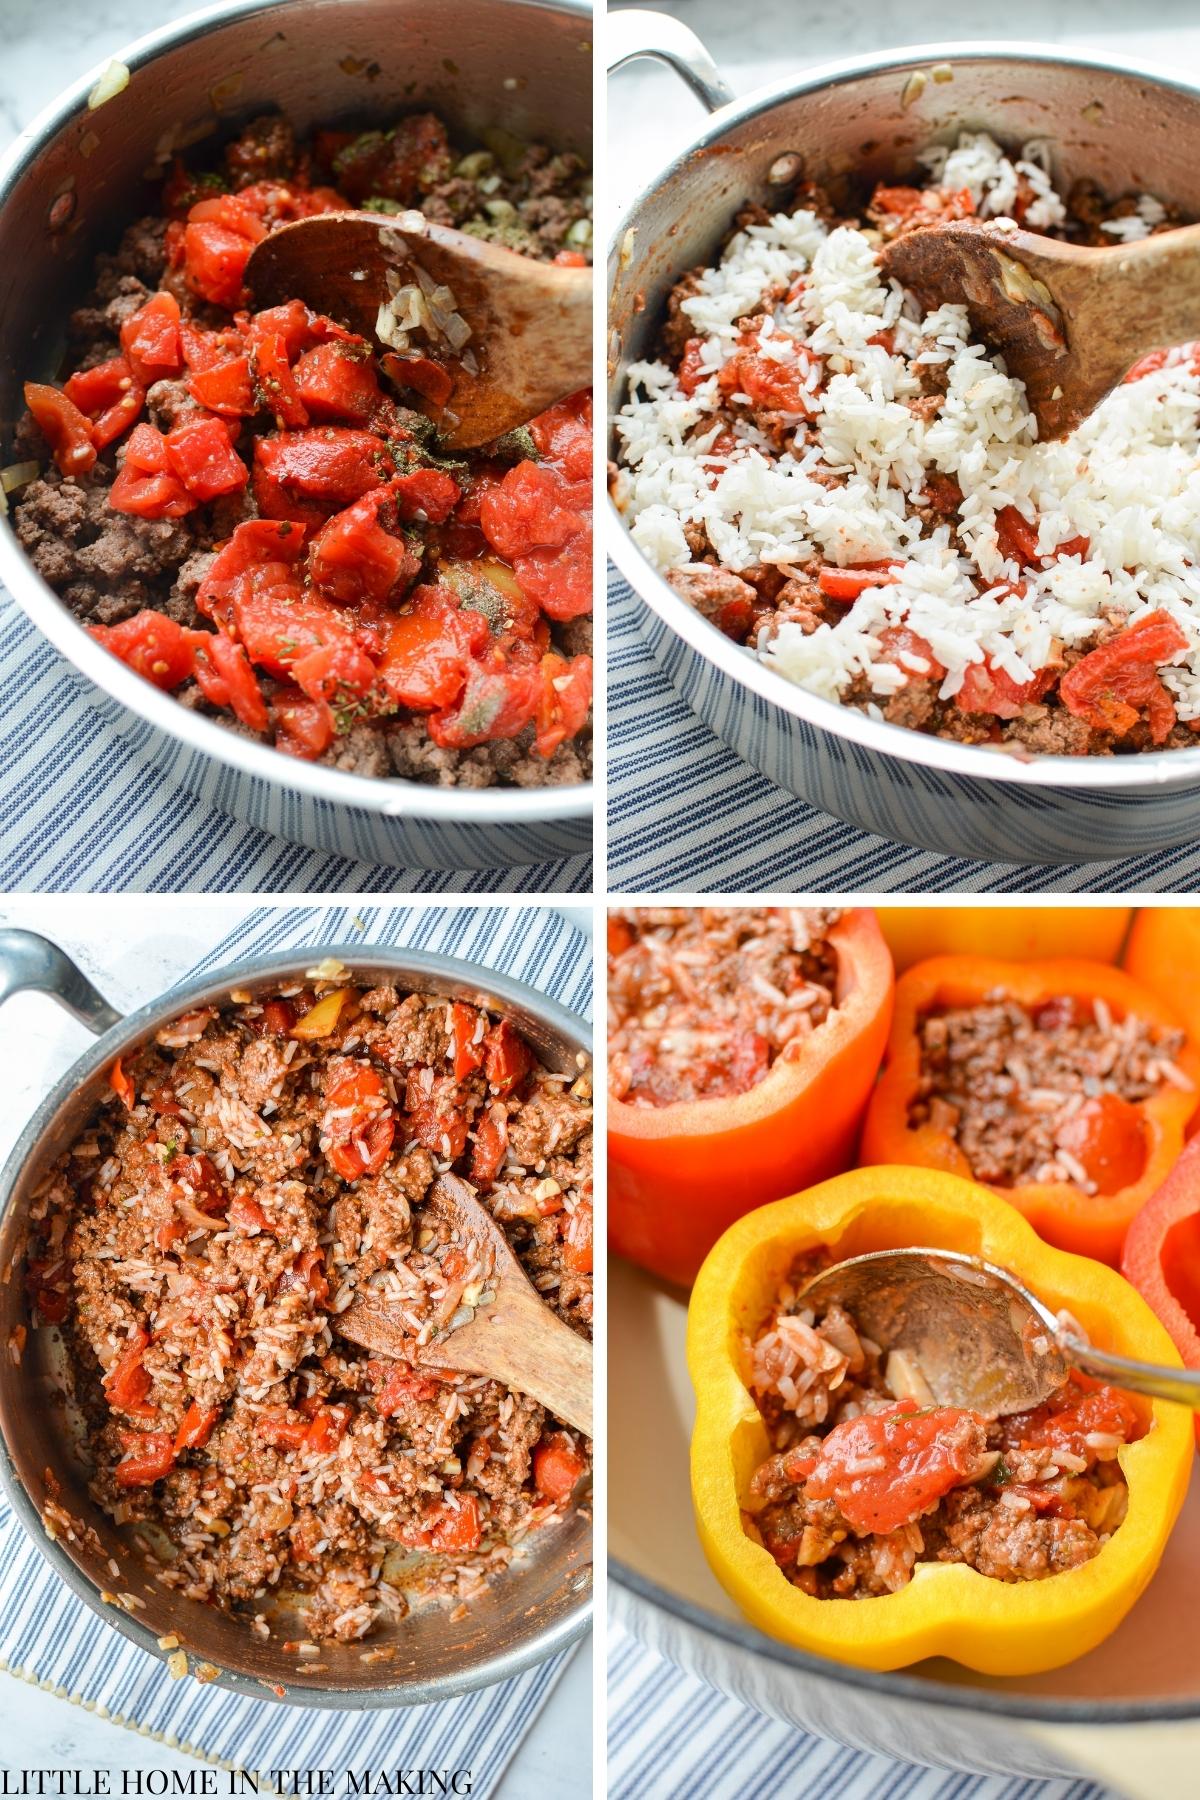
[608,909,894,1287]
[1124,1132,1200,1448]
[879,907,1131,975]
[1125,910,1200,1121]
[687,1165,1192,1674]
[860,956,1200,1267]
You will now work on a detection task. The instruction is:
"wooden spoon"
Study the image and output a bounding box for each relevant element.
[881,218,1200,439]
[244,210,592,450]
[335,1173,593,1439]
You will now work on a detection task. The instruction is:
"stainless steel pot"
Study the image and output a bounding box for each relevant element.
[607,18,1200,866]
[0,0,593,872]
[0,929,592,1706]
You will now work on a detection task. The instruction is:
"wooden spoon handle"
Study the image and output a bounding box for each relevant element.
[424,1297,594,1439]
[1059,221,1200,366]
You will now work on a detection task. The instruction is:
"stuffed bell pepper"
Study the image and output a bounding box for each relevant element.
[1124,1132,1200,1447]
[860,955,1199,1266]
[687,1166,1193,1674]
[880,907,1131,975]
[1125,908,1200,1093]
[608,907,893,1287]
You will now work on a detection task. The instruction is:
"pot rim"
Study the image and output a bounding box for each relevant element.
[612,1556,1200,1725]
[0,0,593,827]
[0,938,593,1708]
[607,35,1200,794]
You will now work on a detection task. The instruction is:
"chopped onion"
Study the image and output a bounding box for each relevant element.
[1,461,38,495]
[87,60,130,110]
[444,311,472,351]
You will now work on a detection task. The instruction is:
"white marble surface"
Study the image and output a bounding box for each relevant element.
[0,896,591,1797]
[608,0,1200,214]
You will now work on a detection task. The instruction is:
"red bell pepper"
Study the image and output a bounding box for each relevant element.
[1124,1133,1200,1446]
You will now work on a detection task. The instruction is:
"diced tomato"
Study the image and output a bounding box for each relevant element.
[428,656,542,748]
[249,331,309,430]
[529,390,592,483]
[380,351,453,408]
[995,504,1043,569]
[450,1002,486,1081]
[103,1328,153,1416]
[1057,1092,1148,1194]
[309,485,420,607]
[89,611,197,689]
[24,382,97,477]
[182,195,268,308]
[246,301,314,358]
[196,517,307,614]
[1059,610,1189,743]
[191,631,270,732]
[469,1105,508,1190]
[302,1403,352,1456]
[293,342,381,422]
[290,638,380,709]
[374,1364,441,1416]
[272,690,335,760]
[188,351,256,415]
[428,1493,482,1553]
[552,248,588,268]
[875,627,944,682]
[257,1410,310,1452]
[64,356,145,448]
[800,1399,986,1535]
[180,320,246,374]
[108,461,195,518]
[254,428,391,527]
[533,1432,587,1502]
[109,1055,136,1107]
[817,562,902,603]
[563,1199,593,1274]
[483,1019,534,1097]
[227,1192,275,1234]
[1125,348,1171,383]
[534,652,592,758]
[1002,1375,1143,1466]
[718,335,820,415]
[258,998,297,1035]
[405,1070,470,1160]
[163,416,248,501]
[166,1152,227,1216]
[276,1246,330,1308]
[324,1062,394,1181]
[955,657,1054,720]
[119,292,182,385]
[36,1287,70,1325]
[377,590,488,711]
[115,1430,176,1487]
[480,461,586,560]
[1054,533,1090,561]
[677,338,708,397]
[174,1400,219,1454]
[391,467,460,523]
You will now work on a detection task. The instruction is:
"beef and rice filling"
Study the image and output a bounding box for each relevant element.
[25,975,592,1642]
[9,110,593,788]
[908,992,1190,1192]
[614,130,1200,755]
[607,906,840,1107]
[744,1258,1141,1597]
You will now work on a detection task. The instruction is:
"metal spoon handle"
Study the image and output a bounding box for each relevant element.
[1063,1337,1200,1412]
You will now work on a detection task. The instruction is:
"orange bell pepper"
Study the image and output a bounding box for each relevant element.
[608,909,894,1287]
[860,955,1200,1267]
[1123,1132,1200,1448]
[880,906,1131,975]
[1125,910,1200,1115]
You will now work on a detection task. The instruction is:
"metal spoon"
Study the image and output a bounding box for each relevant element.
[881,218,1200,440]
[796,1248,1200,1417]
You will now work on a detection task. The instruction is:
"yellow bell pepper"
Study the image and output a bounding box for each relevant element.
[879,906,1131,975]
[687,1166,1192,1675]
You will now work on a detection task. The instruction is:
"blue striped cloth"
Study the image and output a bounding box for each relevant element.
[0,901,591,1780]
[0,594,591,893]
[607,1624,1110,1800]
[609,568,1200,893]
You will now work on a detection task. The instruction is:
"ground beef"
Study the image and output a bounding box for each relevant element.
[608,907,841,1108]
[743,1259,1137,1598]
[26,976,592,1642]
[908,992,1188,1190]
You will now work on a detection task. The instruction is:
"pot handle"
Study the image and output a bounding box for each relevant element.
[0,930,123,1036]
[607,8,735,114]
